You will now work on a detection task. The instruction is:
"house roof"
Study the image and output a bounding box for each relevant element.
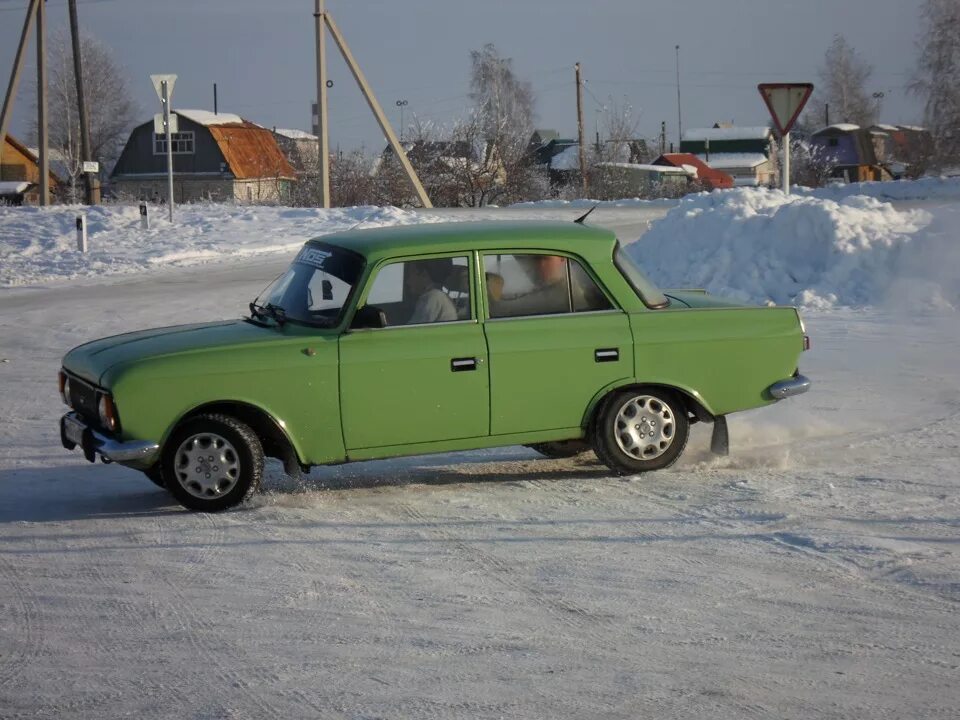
[273,127,317,140]
[813,123,861,135]
[550,144,582,170]
[682,126,772,142]
[597,161,689,174]
[3,134,63,185]
[0,180,32,195]
[175,109,245,126]
[206,123,296,180]
[653,153,734,187]
[697,152,769,170]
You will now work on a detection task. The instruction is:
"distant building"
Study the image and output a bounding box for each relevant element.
[592,162,691,194]
[651,153,734,190]
[680,125,778,186]
[0,134,60,205]
[808,124,894,182]
[272,128,319,174]
[111,109,296,203]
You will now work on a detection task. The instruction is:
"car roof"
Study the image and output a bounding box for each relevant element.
[307,220,617,263]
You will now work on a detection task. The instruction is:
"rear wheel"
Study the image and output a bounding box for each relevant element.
[592,388,689,475]
[161,413,263,512]
[526,440,591,459]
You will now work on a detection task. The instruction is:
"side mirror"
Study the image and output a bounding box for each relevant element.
[351,305,387,329]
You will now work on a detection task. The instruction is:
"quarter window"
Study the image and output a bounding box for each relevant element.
[484,254,612,318]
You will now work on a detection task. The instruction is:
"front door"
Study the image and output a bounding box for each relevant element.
[339,254,489,451]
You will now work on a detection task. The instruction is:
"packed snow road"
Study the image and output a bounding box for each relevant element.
[1,209,959,719]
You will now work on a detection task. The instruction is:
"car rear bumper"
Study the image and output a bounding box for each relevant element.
[60,412,159,468]
[767,373,811,400]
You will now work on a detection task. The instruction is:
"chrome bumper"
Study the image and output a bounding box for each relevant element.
[60,412,159,468]
[767,374,811,400]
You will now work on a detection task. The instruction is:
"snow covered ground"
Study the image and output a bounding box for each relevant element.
[1,186,959,718]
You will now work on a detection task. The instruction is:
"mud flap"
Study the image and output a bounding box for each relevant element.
[710,415,729,456]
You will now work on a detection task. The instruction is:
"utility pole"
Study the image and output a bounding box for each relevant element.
[0,0,41,171]
[660,121,667,155]
[313,0,331,207]
[213,83,218,114]
[36,0,49,206]
[68,0,100,204]
[675,45,683,149]
[575,62,587,195]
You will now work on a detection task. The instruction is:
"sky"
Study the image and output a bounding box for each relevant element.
[0,0,924,154]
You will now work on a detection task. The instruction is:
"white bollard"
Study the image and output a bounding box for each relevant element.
[76,215,88,253]
[139,201,150,230]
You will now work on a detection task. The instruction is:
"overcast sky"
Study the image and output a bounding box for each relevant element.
[0,0,923,152]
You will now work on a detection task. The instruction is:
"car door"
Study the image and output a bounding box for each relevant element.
[339,253,489,451]
[481,252,633,436]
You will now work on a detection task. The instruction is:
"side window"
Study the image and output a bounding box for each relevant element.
[365,256,470,327]
[484,254,612,318]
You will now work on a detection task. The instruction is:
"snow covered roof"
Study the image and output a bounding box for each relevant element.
[697,153,769,170]
[872,124,899,132]
[273,128,317,140]
[596,162,690,174]
[0,181,31,194]
[682,126,771,142]
[175,109,245,126]
[825,123,861,132]
[550,144,581,170]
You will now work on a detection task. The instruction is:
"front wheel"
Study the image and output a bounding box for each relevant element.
[161,413,263,512]
[592,388,689,475]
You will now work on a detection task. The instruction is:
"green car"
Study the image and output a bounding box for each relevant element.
[59,220,810,512]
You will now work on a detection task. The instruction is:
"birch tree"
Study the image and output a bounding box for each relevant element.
[806,35,877,128]
[912,0,960,168]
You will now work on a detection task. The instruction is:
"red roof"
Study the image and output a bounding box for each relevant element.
[207,123,296,180]
[652,153,733,190]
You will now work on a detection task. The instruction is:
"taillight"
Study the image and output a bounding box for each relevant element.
[803,335,811,351]
[59,371,71,406]
[98,393,119,432]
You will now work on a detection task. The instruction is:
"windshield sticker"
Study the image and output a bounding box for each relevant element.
[297,247,333,269]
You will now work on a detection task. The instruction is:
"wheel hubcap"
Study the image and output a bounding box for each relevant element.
[173,432,240,499]
[614,395,676,460]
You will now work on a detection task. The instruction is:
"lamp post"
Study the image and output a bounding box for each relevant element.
[872,91,885,122]
[675,44,683,147]
[395,99,408,141]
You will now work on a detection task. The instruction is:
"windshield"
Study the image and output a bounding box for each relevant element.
[255,242,365,327]
[613,242,670,309]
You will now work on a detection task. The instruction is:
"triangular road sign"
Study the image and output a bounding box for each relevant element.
[758,83,814,137]
[150,74,178,103]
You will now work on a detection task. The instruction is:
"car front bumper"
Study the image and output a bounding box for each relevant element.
[767,373,811,400]
[60,412,159,468]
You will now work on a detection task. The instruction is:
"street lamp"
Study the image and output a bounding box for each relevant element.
[872,91,885,122]
[395,99,408,141]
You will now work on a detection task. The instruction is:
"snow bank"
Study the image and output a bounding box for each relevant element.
[0,203,436,286]
[632,188,960,310]
[799,176,960,203]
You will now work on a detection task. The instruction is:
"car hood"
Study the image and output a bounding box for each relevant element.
[664,289,750,309]
[63,319,272,386]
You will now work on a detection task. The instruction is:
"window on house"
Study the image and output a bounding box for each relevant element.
[153,131,195,155]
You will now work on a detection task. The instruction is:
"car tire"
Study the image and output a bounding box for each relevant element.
[161,413,263,512]
[591,387,689,475]
[143,464,165,488]
[526,440,592,459]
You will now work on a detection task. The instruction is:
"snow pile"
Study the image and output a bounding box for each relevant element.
[631,187,960,310]
[0,203,436,286]
[799,176,960,203]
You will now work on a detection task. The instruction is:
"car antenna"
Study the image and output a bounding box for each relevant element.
[573,205,599,225]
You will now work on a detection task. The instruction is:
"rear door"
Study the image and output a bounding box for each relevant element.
[481,252,633,435]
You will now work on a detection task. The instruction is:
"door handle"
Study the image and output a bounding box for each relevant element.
[595,348,619,363]
[451,357,477,372]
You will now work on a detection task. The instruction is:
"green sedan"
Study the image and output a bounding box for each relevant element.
[59,220,810,511]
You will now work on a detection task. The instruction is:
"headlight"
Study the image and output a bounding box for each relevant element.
[98,393,119,432]
[59,371,71,406]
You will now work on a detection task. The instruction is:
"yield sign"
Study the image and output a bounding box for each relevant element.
[150,74,178,102]
[758,83,814,137]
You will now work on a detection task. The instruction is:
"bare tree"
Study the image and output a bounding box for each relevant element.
[912,0,960,169]
[806,35,877,128]
[31,30,137,202]
[790,136,837,188]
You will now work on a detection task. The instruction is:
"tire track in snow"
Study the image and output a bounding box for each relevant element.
[0,553,40,693]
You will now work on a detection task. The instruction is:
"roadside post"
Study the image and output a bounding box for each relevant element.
[150,74,177,221]
[139,201,149,230]
[75,215,87,252]
[758,83,814,195]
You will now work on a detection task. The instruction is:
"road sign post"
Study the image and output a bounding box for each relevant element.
[151,74,177,220]
[758,83,814,195]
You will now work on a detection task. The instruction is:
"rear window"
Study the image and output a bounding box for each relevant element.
[613,243,670,309]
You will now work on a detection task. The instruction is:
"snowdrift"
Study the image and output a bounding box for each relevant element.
[631,188,959,310]
[0,204,436,287]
